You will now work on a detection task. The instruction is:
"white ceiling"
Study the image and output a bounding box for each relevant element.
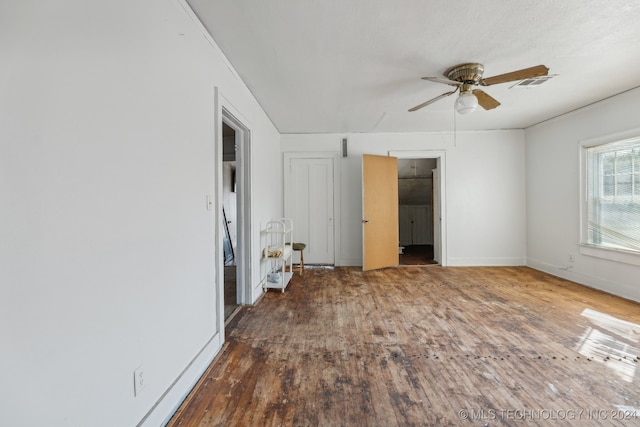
[187,0,640,134]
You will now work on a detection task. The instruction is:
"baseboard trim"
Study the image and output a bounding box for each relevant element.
[137,331,222,427]
[338,257,527,268]
[338,258,362,267]
[526,257,640,303]
[446,257,526,267]
[253,281,265,304]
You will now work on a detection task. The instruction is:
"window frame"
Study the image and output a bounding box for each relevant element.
[579,128,640,267]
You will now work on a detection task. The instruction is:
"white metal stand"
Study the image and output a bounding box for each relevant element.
[262,218,294,292]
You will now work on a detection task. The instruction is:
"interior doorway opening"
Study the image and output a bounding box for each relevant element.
[222,122,239,320]
[398,158,438,265]
[215,94,253,343]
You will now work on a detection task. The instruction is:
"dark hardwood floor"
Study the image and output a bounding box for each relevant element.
[224,265,238,320]
[399,244,436,265]
[168,267,640,426]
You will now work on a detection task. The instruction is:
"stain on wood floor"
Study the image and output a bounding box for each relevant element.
[168,266,640,426]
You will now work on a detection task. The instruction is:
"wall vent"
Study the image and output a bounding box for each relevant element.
[510,74,557,89]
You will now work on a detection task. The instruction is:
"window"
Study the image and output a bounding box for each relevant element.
[584,137,640,254]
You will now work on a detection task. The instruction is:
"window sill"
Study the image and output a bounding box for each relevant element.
[579,244,640,267]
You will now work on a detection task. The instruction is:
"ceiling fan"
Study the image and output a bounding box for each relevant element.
[409,63,549,114]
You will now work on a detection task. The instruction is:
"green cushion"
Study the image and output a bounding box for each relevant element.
[292,243,306,251]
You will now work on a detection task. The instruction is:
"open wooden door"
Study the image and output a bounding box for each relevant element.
[362,154,399,271]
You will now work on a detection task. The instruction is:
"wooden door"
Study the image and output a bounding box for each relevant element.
[362,154,399,271]
[286,157,335,264]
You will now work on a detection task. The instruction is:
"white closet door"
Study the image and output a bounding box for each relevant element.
[411,205,430,244]
[286,157,335,264]
[399,205,411,246]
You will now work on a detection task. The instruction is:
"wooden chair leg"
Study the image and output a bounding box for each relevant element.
[299,250,304,275]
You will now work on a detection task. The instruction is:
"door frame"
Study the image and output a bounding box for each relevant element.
[389,150,448,266]
[283,151,341,265]
[215,88,254,339]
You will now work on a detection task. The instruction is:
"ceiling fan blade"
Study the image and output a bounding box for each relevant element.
[408,89,458,112]
[421,76,462,86]
[473,89,500,110]
[480,65,549,86]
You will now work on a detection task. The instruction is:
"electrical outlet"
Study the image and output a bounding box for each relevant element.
[568,254,575,263]
[133,366,145,397]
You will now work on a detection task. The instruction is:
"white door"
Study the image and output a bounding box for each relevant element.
[286,157,335,264]
[411,205,431,244]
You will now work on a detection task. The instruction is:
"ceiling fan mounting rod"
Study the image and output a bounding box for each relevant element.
[446,63,484,85]
[460,83,474,95]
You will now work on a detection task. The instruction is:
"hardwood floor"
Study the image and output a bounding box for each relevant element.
[168,267,640,426]
[224,265,238,320]
[399,245,436,265]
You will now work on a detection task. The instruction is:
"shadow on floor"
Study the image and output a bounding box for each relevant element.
[399,244,437,265]
[224,265,238,320]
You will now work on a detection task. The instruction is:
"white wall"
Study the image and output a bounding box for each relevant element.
[526,88,640,303]
[0,1,281,426]
[281,130,526,267]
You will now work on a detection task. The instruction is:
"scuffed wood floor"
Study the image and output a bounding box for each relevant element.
[168,267,640,426]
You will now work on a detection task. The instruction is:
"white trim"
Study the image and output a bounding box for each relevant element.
[579,244,640,267]
[527,257,639,303]
[388,150,448,266]
[283,151,341,266]
[217,90,255,306]
[339,257,362,266]
[579,127,640,148]
[527,87,640,131]
[138,332,222,427]
[579,128,640,266]
[447,257,526,267]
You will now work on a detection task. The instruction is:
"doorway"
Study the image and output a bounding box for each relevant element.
[213,90,254,346]
[398,158,437,265]
[219,107,252,331]
[286,157,335,265]
[222,122,239,320]
[284,152,339,266]
[389,150,447,266]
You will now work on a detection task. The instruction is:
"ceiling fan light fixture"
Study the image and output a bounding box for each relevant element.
[455,92,478,115]
[410,63,548,113]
